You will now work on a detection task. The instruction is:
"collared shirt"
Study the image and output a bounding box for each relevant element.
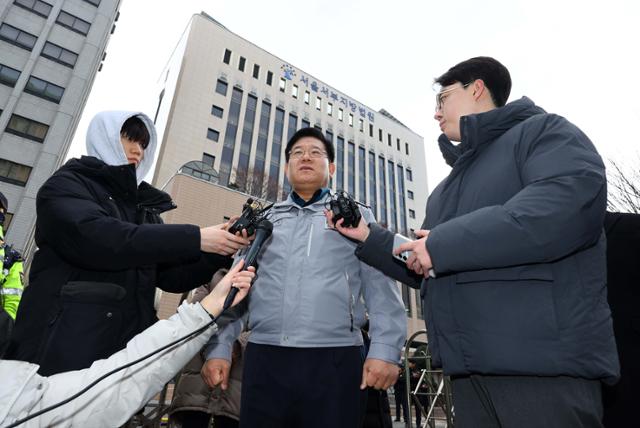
[291,188,330,207]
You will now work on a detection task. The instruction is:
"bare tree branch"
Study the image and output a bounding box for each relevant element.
[606,157,640,214]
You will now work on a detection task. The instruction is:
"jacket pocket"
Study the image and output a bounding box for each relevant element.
[456,264,553,284]
[37,282,127,375]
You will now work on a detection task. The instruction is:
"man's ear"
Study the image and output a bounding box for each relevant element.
[328,162,336,177]
[472,79,487,101]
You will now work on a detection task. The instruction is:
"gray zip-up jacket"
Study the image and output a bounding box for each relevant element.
[205,193,406,364]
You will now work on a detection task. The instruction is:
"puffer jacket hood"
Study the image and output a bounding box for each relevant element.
[86,111,157,185]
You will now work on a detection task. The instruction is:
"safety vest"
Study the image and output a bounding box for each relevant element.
[0,227,24,320]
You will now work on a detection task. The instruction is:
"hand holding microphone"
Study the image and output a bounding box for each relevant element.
[222,219,273,312]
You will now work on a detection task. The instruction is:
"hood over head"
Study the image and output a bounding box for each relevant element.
[86,111,157,184]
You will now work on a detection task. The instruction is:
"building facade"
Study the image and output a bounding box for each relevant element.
[0,0,122,255]
[153,13,428,334]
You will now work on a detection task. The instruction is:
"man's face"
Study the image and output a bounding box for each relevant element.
[433,81,476,142]
[284,136,335,191]
[120,135,145,168]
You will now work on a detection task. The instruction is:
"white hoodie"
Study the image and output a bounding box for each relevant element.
[86,111,157,185]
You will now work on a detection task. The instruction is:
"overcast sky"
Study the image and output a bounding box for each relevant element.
[68,0,640,190]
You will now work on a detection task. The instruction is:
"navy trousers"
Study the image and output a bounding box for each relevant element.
[239,343,366,428]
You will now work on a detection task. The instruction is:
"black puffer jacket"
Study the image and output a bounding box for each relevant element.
[357,97,619,383]
[7,156,230,375]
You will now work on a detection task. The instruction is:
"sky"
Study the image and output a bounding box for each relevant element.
[68,0,640,191]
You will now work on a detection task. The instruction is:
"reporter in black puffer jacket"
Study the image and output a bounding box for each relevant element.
[6,111,250,375]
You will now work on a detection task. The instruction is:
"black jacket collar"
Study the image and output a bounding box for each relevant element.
[438,97,546,167]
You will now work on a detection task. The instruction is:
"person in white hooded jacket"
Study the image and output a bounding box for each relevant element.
[0,260,255,428]
[6,111,251,376]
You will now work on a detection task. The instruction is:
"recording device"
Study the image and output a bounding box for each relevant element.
[228,198,273,236]
[222,219,273,311]
[325,191,363,228]
[393,233,413,262]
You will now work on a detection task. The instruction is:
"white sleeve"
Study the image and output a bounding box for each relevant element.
[33,302,217,427]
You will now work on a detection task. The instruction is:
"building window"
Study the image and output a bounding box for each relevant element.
[253,63,260,79]
[279,77,286,92]
[338,108,343,121]
[336,136,345,191]
[222,48,232,64]
[368,151,377,217]
[207,128,220,142]
[378,156,387,225]
[252,100,272,198]
[202,153,215,167]
[409,209,416,219]
[56,10,91,35]
[238,56,246,72]
[211,104,224,118]
[358,118,364,132]
[82,0,100,6]
[5,114,49,142]
[292,84,298,99]
[24,75,64,103]
[397,138,401,151]
[219,87,243,187]
[406,169,413,181]
[378,128,382,142]
[408,190,414,200]
[405,143,409,155]
[304,91,310,104]
[0,158,31,186]
[301,118,310,129]
[0,23,37,50]
[14,0,52,18]
[387,133,392,147]
[348,113,353,127]
[327,102,333,116]
[3,212,13,231]
[369,124,373,137]
[235,94,258,191]
[41,41,78,68]
[0,63,21,87]
[215,79,228,96]
[315,97,321,111]
[266,70,273,86]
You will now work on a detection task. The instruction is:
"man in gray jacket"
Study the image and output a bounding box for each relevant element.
[328,57,619,427]
[203,127,406,428]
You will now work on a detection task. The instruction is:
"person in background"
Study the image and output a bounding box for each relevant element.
[0,191,24,357]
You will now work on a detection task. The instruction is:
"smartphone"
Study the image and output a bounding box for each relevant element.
[392,233,413,262]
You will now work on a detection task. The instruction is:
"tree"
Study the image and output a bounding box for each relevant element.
[607,157,640,214]
[230,166,283,203]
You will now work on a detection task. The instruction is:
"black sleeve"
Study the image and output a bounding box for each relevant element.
[36,173,202,271]
[427,116,606,274]
[156,253,233,293]
[355,223,423,289]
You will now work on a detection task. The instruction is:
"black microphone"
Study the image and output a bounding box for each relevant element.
[222,219,273,312]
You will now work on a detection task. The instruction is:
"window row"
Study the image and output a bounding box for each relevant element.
[0,24,79,67]
[7,3,91,35]
[222,48,274,86]
[0,61,66,103]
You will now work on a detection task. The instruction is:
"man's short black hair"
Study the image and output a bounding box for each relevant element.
[120,115,150,149]
[285,127,335,163]
[435,57,512,107]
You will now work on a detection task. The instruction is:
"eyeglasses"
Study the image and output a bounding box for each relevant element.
[435,82,472,112]
[288,147,327,160]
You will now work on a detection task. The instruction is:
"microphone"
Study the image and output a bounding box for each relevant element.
[222,219,273,312]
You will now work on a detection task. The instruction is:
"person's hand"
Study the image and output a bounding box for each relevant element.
[324,210,370,242]
[361,358,400,390]
[394,230,432,276]
[200,223,251,255]
[201,358,231,389]
[201,260,255,317]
